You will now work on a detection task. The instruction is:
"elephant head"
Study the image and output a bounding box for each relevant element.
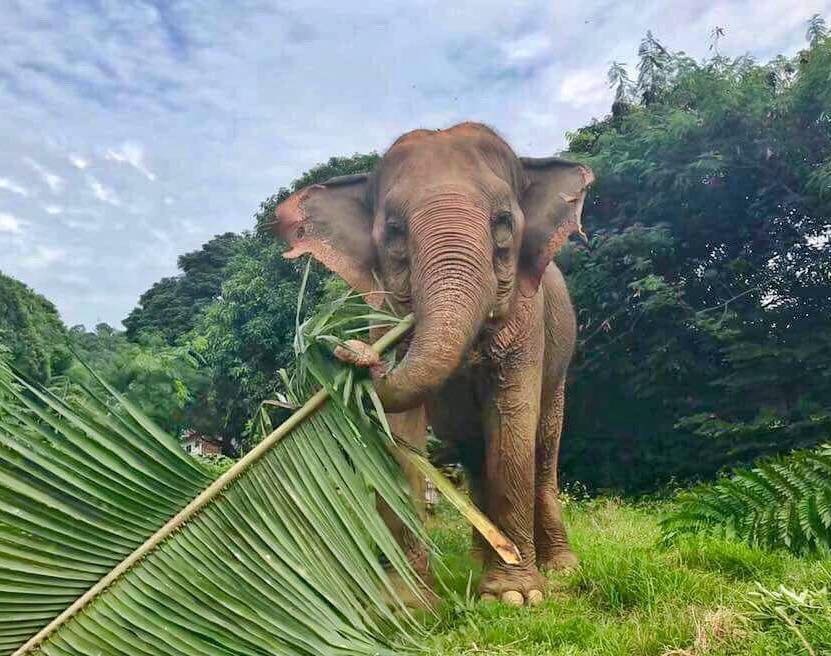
[272,123,593,412]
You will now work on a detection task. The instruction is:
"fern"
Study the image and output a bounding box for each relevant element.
[661,445,831,554]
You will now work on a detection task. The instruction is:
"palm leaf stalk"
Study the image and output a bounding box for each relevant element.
[1,291,519,656]
[1,316,423,656]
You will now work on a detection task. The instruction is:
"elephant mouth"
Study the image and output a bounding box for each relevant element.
[484,303,510,328]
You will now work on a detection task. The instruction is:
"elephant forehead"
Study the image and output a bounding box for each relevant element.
[379,127,522,202]
[390,121,496,145]
[382,185,496,222]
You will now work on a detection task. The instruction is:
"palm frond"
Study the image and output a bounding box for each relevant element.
[0,308,426,655]
[661,444,831,554]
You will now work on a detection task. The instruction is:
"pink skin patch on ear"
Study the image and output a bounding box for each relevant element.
[273,187,312,244]
[273,187,385,308]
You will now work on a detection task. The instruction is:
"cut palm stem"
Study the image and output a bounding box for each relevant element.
[395,445,522,565]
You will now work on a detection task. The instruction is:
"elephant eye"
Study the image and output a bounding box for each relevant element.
[492,211,514,249]
[386,216,406,236]
[385,219,408,262]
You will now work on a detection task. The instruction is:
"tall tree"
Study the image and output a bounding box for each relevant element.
[124,232,241,342]
[559,22,831,491]
[191,153,378,452]
[66,323,206,435]
[0,271,69,382]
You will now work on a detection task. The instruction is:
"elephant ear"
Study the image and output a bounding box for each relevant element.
[518,157,594,295]
[272,173,383,307]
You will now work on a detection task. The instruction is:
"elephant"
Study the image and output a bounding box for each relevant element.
[272,122,593,606]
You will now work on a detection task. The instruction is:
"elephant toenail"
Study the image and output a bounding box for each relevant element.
[527,589,544,606]
[480,592,498,603]
[501,590,524,606]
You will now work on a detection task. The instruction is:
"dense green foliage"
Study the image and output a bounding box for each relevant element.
[123,232,241,343]
[189,238,330,451]
[65,323,206,435]
[0,272,69,382]
[560,25,831,490]
[0,302,426,656]
[663,443,831,554]
[190,154,376,450]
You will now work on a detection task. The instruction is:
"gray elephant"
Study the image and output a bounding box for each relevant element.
[272,122,593,606]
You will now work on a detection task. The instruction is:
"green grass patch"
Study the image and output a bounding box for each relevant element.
[420,498,831,655]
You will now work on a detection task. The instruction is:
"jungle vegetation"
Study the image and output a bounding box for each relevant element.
[2,17,831,656]
[2,22,829,495]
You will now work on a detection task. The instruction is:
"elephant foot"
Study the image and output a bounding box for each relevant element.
[478,564,546,606]
[537,548,580,573]
[382,548,438,610]
[383,570,438,611]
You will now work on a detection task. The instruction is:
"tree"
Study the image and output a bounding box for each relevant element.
[807,14,828,47]
[0,271,69,382]
[66,323,207,435]
[188,236,324,451]
[559,21,831,491]
[189,153,378,453]
[636,31,670,104]
[123,232,242,343]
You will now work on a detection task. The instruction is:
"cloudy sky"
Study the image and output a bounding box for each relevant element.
[1,0,828,327]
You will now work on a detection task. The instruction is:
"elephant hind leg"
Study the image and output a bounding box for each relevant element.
[534,380,578,571]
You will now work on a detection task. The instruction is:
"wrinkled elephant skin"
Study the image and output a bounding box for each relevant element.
[273,123,593,606]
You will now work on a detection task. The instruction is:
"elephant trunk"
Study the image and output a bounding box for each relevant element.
[373,193,495,412]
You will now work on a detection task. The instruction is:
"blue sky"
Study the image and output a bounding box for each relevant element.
[1,0,828,327]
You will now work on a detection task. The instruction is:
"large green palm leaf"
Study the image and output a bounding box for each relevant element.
[0,304,427,656]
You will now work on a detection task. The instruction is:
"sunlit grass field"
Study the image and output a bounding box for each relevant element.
[420,499,831,655]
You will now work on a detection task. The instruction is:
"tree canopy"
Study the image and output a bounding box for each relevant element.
[560,24,831,490]
[123,232,242,343]
[0,271,69,382]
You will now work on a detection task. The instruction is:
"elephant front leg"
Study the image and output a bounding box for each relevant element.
[478,370,546,606]
[377,406,438,609]
[535,380,579,572]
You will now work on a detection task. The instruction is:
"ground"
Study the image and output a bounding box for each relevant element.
[418,498,831,655]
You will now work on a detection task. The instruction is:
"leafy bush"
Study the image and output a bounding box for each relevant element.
[662,444,831,554]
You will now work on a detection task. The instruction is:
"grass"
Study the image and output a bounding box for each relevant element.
[419,498,831,655]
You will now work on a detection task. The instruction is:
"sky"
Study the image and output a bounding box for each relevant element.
[1,0,829,328]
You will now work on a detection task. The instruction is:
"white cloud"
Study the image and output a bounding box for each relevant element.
[0,177,29,197]
[55,271,90,287]
[19,245,67,269]
[0,212,25,234]
[0,0,827,326]
[105,141,156,181]
[501,34,551,64]
[149,227,171,243]
[23,157,65,193]
[87,176,121,206]
[43,204,63,215]
[557,68,613,108]
[69,154,89,170]
[61,216,101,232]
[181,218,201,235]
